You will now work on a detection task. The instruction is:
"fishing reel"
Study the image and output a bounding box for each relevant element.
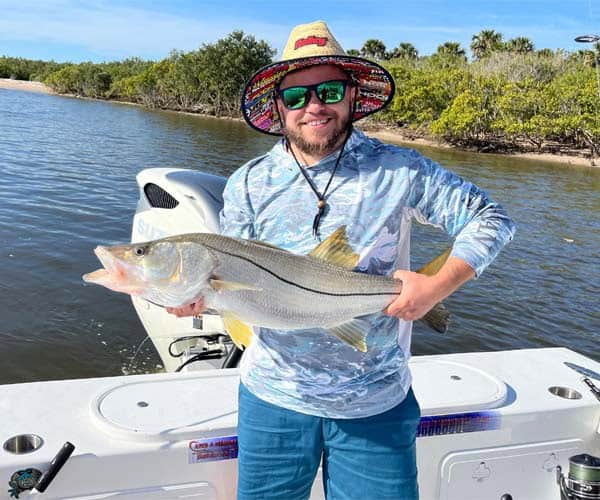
[557,454,600,500]
[557,363,600,499]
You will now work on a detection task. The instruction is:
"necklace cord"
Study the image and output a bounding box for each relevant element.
[286,127,352,238]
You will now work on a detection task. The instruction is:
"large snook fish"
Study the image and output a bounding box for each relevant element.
[83,227,450,352]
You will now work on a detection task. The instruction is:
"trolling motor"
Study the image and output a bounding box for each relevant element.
[557,363,600,499]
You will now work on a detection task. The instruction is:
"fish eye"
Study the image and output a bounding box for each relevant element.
[134,247,145,256]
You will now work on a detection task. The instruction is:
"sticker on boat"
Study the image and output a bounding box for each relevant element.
[188,435,238,463]
[417,411,501,437]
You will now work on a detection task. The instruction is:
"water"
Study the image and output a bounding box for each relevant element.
[0,89,598,384]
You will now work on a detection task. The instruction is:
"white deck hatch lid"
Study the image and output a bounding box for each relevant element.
[410,359,507,415]
[91,371,240,442]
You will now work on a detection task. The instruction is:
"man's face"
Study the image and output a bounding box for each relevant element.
[276,65,355,159]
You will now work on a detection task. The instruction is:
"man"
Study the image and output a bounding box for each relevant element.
[169,21,515,499]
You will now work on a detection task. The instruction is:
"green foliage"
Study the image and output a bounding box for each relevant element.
[431,75,505,143]
[570,50,599,68]
[194,31,275,116]
[4,28,598,155]
[381,59,470,128]
[537,48,555,58]
[41,31,274,116]
[45,63,114,98]
[471,51,571,84]
[436,42,466,59]
[504,37,535,54]
[470,29,504,60]
[0,56,66,80]
[361,39,387,61]
[428,42,468,69]
[379,36,599,155]
[387,43,418,61]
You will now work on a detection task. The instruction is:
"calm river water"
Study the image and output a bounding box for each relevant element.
[0,89,598,384]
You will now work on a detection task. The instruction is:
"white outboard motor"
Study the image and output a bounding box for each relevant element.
[131,168,233,372]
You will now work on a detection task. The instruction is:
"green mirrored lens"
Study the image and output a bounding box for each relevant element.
[282,87,308,109]
[317,81,345,104]
[279,81,347,109]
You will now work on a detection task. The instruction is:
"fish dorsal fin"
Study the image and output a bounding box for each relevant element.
[416,247,452,276]
[210,279,263,292]
[309,226,359,269]
[327,318,369,352]
[222,312,254,349]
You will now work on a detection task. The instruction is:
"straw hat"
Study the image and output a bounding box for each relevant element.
[241,20,395,136]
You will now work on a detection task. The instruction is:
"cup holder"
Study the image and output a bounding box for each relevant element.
[3,434,44,454]
[548,386,582,400]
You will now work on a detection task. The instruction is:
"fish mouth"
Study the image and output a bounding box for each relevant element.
[82,246,144,295]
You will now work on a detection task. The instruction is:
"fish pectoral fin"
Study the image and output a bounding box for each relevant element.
[308,225,359,269]
[222,312,254,350]
[416,247,452,276]
[210,279,263,292]
[327,319,369,352]
[420,302,450,333]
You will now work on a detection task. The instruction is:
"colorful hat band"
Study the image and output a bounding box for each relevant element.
[242,55,395,136]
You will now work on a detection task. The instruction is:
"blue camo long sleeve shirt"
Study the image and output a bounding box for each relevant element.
[220,128,515,418]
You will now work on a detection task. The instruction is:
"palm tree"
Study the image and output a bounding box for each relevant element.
[470,29,503,59]
[505,37,535,54]
[346,49,360,56]
[388,42,418,60]
[537,48,554,58]
[436,42,467,60]
[360,39,387,61]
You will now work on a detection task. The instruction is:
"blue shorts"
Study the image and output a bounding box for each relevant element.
[237,383,420,500]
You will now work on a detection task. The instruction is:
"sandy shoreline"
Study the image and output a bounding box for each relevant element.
[368,130,597,168]
[1,78,596,168]
[0,78,54,93]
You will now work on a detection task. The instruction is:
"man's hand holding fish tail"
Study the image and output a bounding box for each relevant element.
[386,257,476,322]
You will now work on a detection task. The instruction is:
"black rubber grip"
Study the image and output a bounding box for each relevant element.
[222,346,243,368]
[35,442,75,493]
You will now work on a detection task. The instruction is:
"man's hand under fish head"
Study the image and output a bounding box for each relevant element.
[166,298,206,318]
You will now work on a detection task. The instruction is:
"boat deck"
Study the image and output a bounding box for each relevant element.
[1,347,599,499]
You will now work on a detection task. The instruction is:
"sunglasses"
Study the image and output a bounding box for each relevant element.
[277,80,351,110]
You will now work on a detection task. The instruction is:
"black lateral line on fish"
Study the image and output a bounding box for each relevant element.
[206,245,401,298]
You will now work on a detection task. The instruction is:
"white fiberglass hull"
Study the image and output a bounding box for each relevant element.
[1,347,599,499]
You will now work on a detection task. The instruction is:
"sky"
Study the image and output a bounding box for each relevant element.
[0,0,598,63]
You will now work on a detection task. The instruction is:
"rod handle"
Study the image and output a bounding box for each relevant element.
[35,442,75,493]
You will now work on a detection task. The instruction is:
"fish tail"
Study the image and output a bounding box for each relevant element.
[421,302,450,333]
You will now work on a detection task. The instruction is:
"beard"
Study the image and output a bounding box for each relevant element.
[285,113,352,157]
